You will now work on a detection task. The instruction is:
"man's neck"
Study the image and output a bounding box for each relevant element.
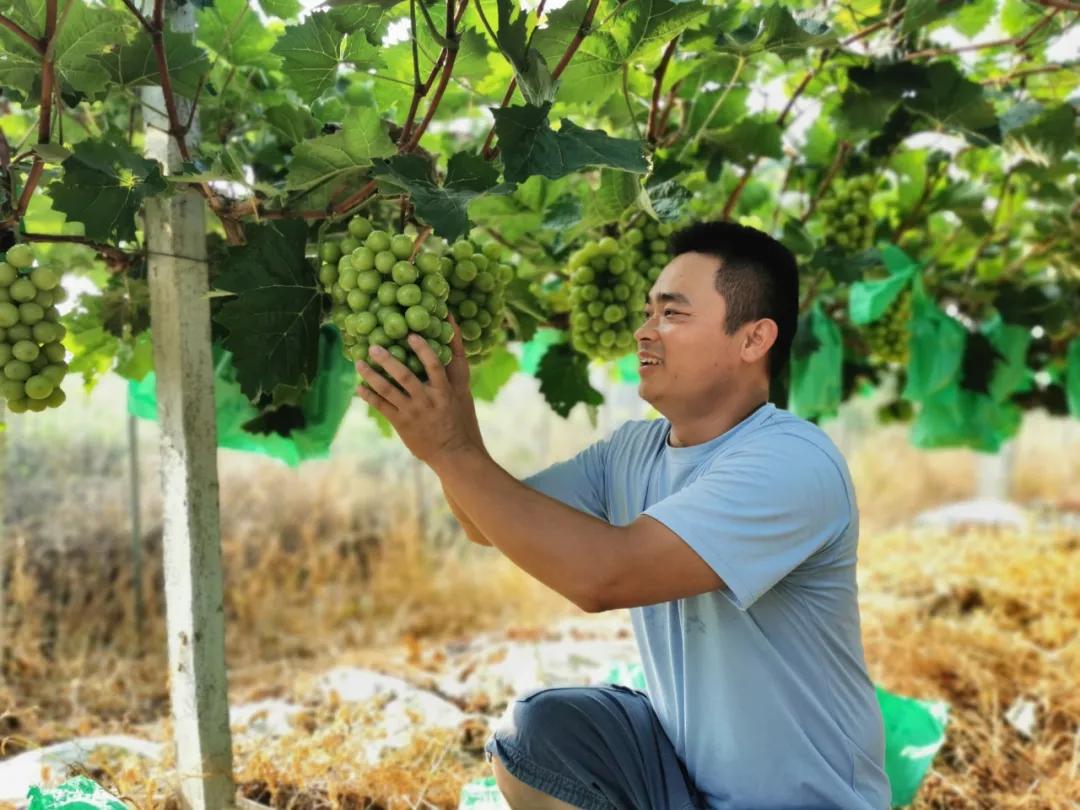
[664,388,770,448]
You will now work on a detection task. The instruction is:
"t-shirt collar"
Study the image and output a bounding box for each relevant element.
[663,402,774,465]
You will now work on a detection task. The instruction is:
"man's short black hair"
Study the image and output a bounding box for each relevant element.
[669,220,799,378]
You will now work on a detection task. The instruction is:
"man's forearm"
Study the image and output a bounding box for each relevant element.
[442,482,492,546]
[431,446,620,611]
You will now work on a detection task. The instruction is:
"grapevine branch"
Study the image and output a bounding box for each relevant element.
[646,35,680,145]
[800,140,851,224]
[21,232,138,266]
[900,9,1061,61]
[0,12,42,54]
[720,9,904,220]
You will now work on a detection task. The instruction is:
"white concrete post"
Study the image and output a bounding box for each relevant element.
[141,2,234,808]
[976,440,1016,501]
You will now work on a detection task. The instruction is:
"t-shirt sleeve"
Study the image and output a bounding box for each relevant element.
[643,436,852,611]
[521,434,611,520]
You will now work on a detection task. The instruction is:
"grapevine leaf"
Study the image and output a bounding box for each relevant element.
[371,152,503,241]
[197,0,281,69]
[285,107,393,203]
[592,169,640,221]
[533,0,707,104]
[492,103,648,183]
[266,105,319,146]
[536,342,604,417]
[720,4,835,60]
[52,3,130,96]
[781,220,815,257]
[642,159,691,223]
[493,0,556,105]
[95,29,210,99]
[271,12,344,102]
[470,346,520,401]
[1004,104,1077,167]
[213,221,323,401]
[259,0,302,19]
[901,0,961,34]
[48,141,167,243]
[951,0,995,37]
[701,118,783,162]
[810,247,881,285]
[1000,0,1044,36]
[904,62,999,143]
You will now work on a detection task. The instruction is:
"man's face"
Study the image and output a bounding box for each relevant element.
[633,252,748,410]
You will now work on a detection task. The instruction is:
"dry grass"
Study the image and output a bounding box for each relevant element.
[1,411,1079,809]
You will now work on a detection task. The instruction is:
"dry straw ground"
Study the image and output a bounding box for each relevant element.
[0,412,1078,809]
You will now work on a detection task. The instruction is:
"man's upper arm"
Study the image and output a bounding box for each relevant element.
[521,434,613,520]
[596,516,726,610]
[597,438,851,612]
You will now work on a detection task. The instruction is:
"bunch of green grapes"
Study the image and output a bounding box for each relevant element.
[623,220,673,284]
[319,215,455,378]
[567,237,648,361]
[442,238,512,363]
[865,288,912,365]
[818,175,877,252]
[0,244,69,413]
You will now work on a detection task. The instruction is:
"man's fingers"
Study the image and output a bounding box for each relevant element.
[445,313,470,390]
[367,346,429,399]
[356,359,411,409]
[355,379,399,418]
[407,334,449,390]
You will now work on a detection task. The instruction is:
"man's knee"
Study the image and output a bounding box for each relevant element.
[490,751,581,810]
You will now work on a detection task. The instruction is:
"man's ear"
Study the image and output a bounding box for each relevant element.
[742,318,778,364]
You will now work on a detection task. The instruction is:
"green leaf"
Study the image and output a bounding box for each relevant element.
[781,220,815,257]
[848,269,914,325]
[721,4,836,60]
[341,106,397,161]
[53,3,130,95]
[701,118,783,162]
[789,304,842,420]
[536,342,604,417]
[260,0,302,19]
[115,330,155,381]
[470,346,520,401]
[533,0,707,104]
[48,141,167,243]
[905,62,999,143]
[810,248,883,286]
[271,12,343,102]
[372,152,502,241]
[198,0,281,69]
[213,221,323,401]
[492,103,648,184]
[901,0,961,34]
[1001,0,1043,36]
[1005,104,1077,166]
[592,169,640,222]
[952,0,996,37]
[266,105,319,146]
[95,29,210,99]
[985,320,1032,403]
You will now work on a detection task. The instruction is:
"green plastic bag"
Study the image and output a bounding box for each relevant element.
[876,686,949,807]
[129,325,357,467]
[458,775,510,809]
[28,776,127,810]
[601,661,948,808]
[789,302,843,421]
[1067,336,1080,418]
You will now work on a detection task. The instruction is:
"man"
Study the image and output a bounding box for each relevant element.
[355,221,890,810]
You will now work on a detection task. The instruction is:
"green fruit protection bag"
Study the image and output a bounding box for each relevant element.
[128,325,356,466]
[27,776,128,810]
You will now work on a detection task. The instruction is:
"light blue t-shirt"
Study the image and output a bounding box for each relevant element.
[524,403,890,810]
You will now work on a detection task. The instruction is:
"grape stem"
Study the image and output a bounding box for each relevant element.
[0,12,43,55]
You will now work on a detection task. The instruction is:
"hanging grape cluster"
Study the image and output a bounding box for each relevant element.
[865,288,912,365]
[443,238,512,363]
[319,215,454,379]
[624,220,673,283]
[818,175,877,251]
[0,244,69,413]
[567,237,648,361]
